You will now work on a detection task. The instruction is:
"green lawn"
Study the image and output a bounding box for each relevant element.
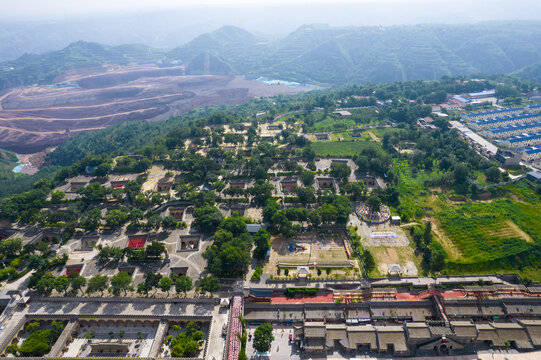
[312,140,382,157]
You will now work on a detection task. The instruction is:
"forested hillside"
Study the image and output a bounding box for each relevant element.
[3,22,541,91]
[0,42,164,91]
[169,22,541,85]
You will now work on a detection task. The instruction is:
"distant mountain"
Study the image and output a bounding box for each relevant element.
[169,22,541,85]
[185,52,233,75]
[3,22,541,91]
[514,61,541,84]
[0,41,164,91]
[167,25,268,72]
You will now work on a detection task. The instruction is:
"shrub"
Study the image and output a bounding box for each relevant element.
[284,287,318,298]
[19,329,53,356]
[251,267,263,280]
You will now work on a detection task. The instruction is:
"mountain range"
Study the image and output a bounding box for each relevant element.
[2,21,541,90]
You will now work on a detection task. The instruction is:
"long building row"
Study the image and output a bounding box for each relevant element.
[465,103,541,121]
[470,113,541,130]
[244,287,541,357]
[499,132,541,148]
[481,121,541,138]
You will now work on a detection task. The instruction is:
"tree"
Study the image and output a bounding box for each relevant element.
[485,166,501,183]
[105,209,128,229]
[319,204,339,223]
[253,323,274,353]
[27,254,46,270]
[159,276,173,295]
[94,163,112,177]
[263,200,280,223]
[50,191,65,203]
[145,241,166,259]
[175,275,193,296]
[362,249,376,273]
[144,272,163,294]
[430,249,446,273]
[253,229,271,260]
[54,275,70,294]
[343,181,367,201]
[18,329,53,356]
[78,182,109,203]
[0,237,22,257]
[300,170,315,186]
[193,205,223,233]
[453,163,469,184]
[35,273,56,296]
[254,166,269,181]
[219,215,247,237]
[366,195,382,213]
[199,276,220,295]
[70,275,86,295]
[423,222,433,246]
[110,271,132,296]
[250,182,275,206]
[162,215,176,228]
[146,214,162,230]
[308,210,322,228]
[296,186,315,203]
[80,208,102,231]
[330,162,351,182]
[86,274,109,295]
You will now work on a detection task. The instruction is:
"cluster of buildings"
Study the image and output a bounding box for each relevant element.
[460,103,541,164]
[243,283,541,357]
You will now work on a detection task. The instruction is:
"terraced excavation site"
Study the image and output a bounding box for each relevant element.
[0,64,310,153]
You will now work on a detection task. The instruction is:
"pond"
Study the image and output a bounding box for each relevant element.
[254,77,323,90]
[12,164,25,173]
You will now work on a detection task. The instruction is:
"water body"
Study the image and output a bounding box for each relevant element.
[255,77,324,90]
[12,164,24,173]
[47,81,78,88]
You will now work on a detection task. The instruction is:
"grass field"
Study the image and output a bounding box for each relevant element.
[306,108,383,132]
[312,140,382,157]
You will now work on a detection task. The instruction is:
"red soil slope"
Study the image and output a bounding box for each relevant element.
[0,64,311,153]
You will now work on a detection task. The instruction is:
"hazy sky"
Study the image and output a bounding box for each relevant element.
[1,0,541,61]
[4,0,541,21]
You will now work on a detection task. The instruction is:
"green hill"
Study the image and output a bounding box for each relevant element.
[169,22,541,85]
[0,41,164,91]
[3,22,541,90]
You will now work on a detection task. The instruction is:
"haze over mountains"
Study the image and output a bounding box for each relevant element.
[2,0,541,62]
[2,21,541,90]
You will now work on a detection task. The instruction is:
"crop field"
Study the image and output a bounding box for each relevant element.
[436,200,541,264]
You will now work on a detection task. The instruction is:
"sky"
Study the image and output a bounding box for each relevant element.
[3,0,541,21]
[1,0,541,61]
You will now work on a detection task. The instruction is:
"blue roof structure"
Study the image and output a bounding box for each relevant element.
[453,95,471,103]
[501,132,541,144]
[473,113,541,127]
[517,145,541,154]
[488,121,541,134]
[467,106,522,117]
